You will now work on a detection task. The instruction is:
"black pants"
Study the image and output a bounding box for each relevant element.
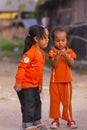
[17,87,41,123]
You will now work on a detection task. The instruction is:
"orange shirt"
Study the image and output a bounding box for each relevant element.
[48,47,76,83]
[16,45,45,88]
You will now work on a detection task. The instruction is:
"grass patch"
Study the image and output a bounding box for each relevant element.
[45,56,51,67]
[0,37,24,60]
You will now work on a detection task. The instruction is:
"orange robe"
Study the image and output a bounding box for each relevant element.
[48,47,76,121]
[16,45,45,88]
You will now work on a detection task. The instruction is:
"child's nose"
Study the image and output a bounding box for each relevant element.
[59,41,61,44]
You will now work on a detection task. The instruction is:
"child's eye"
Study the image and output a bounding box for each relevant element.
[62,40,65,42]
[56,40,60,42]
[44,36,48,39]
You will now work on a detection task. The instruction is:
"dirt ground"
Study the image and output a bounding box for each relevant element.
[0,60,87,130]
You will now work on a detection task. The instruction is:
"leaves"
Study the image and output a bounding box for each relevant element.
[18,3,25,11]
[6,0,12,5]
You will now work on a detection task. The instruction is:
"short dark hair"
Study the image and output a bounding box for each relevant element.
[51,26,68,41]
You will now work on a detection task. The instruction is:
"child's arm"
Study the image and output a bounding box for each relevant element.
[61,50,75,67]
[15,52,33,90]
[39,85,42,93]
[49,52,61,68]
[38,74,43,92]
[64,54,75,67]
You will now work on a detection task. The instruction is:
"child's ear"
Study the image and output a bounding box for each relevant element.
[34,36,39,42]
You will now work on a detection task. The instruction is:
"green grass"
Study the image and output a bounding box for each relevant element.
[0,37,24,60]
[45,57,51,67]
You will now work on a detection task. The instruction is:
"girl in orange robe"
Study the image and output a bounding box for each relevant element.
[48,26,77,129]
[14,25,49,130]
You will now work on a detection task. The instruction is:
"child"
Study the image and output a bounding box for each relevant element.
[48,26,77,129]
[14,25,49,130]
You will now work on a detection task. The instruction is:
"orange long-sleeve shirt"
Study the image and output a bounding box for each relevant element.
[48,47,76,83]
[16,45,45,88]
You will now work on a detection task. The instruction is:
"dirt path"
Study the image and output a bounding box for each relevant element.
[0,60,87,130]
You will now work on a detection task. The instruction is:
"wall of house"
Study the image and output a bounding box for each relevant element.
[0,18,27,39]
[43,0,87,60]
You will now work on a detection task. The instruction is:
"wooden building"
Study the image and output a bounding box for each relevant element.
[38,0,87,60]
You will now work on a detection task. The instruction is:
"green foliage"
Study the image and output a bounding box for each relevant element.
[38,0,43,3]
[6,0,11,5]
[18,3,25,11]
[45,56,51,67]
[0,38,24,59]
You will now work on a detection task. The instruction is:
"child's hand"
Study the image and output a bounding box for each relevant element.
[60,49,75,67]
[60,49,68,58]
[39,85,42,93]
[14,84,22,92]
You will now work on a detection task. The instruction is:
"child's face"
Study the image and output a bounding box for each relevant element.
[38,28,49,49]
[54,31,67,50]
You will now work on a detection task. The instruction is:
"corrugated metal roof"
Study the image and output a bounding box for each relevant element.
[0,0,36,12]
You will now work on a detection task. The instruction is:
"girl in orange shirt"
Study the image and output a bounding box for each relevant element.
[48,26,77,129]
[14,25,49,130]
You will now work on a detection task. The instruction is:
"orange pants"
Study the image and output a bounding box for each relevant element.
[49,82,73,121]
